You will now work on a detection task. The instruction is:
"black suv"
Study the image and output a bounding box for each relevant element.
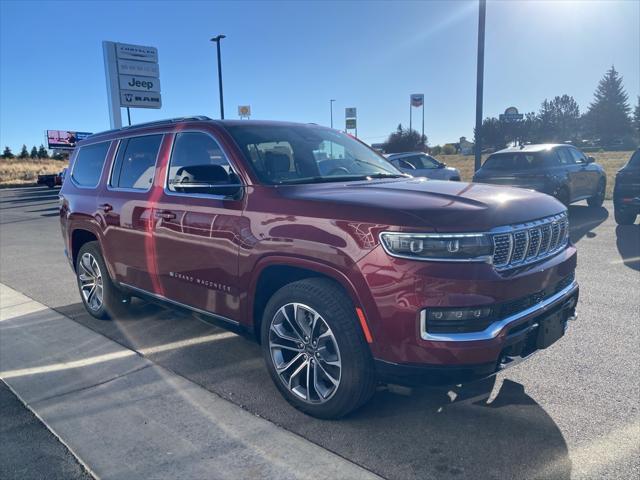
[473,144,606,207]
[613,149,640,224]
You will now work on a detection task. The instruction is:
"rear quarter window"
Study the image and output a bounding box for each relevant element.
[71,141,111,187]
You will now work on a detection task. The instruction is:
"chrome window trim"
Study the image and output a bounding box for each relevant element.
[420,280,578,342]
[121,282,240,326]
[163,129,245,201]
[106,134,165,193]
[69,140,113,190]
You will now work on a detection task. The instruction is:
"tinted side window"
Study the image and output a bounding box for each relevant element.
[569,148,586,164]
[71,142,110,187]
[110,135,162,190]
[167,132,236,192]
[556,148,576,165]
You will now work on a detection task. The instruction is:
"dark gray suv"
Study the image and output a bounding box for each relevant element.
[473,144,606,207]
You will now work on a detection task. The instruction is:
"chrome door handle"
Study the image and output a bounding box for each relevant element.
[154,210,176,220]
[99,203,113,213]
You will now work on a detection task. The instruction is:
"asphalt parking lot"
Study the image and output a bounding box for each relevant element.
[1,185,639,480]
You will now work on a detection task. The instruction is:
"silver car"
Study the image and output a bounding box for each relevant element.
[386,152,461,181]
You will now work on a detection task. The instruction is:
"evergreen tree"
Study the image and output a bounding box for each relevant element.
[30,146,38,158]
[1,146,13,158]
[585,66,632,144]
[382,124,427,153]
[634,96,640,137]
[18,144,29,158]
[37,144,49,158]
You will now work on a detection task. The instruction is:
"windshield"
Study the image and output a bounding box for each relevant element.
[224,124,403,184]
[628,149,640,167]
[482,152,546,170]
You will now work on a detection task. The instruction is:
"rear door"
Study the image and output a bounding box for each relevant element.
[97,134,164,293]
[152,130,246,323]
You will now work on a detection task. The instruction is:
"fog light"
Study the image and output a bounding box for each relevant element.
[426,307,492,322]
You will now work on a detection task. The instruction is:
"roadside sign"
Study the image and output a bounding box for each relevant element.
[46,130,92,150]
[117,59,159,77]
[116,43,158,62]
[499,106,523,122]
[120,90,162,109]
[410,94,424,107]
[103,40,162,127]
[345,107,356,119]
[346,118,357,129]
[119,75,160,92]
[238,105,251,118]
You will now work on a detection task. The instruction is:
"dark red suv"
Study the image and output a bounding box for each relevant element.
[60,117,579,418]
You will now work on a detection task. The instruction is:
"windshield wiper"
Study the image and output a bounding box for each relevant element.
[364,173,409,179]
[276,173,408,185]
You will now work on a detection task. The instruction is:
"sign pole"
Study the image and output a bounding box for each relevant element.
[127,108,131,126]
[409,103,412,133]
[474,0,486,172]
[102,41,122,129]
[421,104,425,148]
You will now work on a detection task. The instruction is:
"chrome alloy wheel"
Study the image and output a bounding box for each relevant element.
[269,303,342,403]
[78,252,103,312]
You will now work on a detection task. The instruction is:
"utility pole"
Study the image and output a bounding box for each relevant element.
[330,99,336,128]
[474,0,486,172]
[210,35,226,119]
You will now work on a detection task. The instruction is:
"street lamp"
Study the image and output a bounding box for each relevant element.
[330,99,336,128]
[474,0,486,172]
[210,34,226,119]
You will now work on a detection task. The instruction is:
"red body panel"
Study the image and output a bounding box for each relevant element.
[59,120,578,370]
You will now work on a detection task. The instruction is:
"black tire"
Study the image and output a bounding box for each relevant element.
[75,241,129,320]
[614,205,637,225]
[587,179,606,208]
[46,180,55,189]
[261,278,376,419]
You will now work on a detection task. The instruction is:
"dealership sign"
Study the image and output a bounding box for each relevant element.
[46,130,92,150]
[103,41,161,128]
[500,106,523,122]
[410,94,424,107]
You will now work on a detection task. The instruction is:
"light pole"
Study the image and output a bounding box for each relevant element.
[474,0,486,172]
[210,34,226,119]
[330,99,336,128]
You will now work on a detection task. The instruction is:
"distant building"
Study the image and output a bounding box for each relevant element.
[459,137,474,155]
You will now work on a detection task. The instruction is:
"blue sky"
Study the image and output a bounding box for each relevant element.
[1,0,638,151]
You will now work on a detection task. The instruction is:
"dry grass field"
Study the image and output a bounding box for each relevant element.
[0,150,634,198]
[0,158,67,187]
[433,150,634,199]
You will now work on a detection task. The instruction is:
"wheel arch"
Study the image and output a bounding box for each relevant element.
[70,227,101,272]
[248,256,369,344]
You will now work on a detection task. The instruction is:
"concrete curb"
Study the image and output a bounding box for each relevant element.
[0,284,381,480]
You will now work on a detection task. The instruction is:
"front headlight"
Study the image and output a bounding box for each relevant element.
[379,232,492,262]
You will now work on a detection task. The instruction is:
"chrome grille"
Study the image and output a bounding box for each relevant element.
[492,213,569,271]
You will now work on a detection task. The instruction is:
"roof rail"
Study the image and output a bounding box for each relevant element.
[84,116,213,139]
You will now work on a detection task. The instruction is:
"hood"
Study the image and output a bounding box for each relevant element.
[277,178,565,232]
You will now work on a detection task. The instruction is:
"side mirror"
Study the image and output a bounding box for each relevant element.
[586,156,595,164]
[437,162,446,169]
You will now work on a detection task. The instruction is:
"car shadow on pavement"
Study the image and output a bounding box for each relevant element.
[54,300,571,480]
[568,204,608,244]
[615,224,640,271]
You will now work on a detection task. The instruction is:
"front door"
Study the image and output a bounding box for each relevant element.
[98,134,164,293]
[153,131,245,322]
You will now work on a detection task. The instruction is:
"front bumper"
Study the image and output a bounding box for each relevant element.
[375,282,578,385]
